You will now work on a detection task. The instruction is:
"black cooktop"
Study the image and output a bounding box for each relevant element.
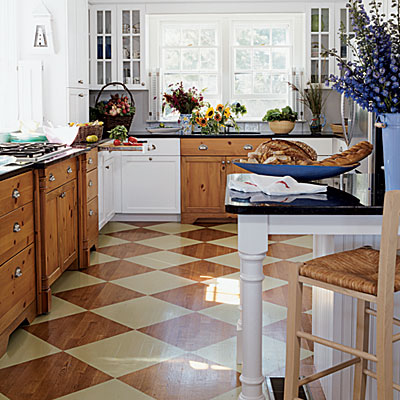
[0,143,67,158]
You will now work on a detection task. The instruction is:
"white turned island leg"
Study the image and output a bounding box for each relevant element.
[238,215,269,400]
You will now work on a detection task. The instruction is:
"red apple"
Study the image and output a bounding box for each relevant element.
[113,139,121,146]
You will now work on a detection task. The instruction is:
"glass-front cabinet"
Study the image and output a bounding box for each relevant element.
[306,4,335,84]
[89,4,146,90]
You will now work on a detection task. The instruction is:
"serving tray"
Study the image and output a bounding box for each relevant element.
[233,161,359,181]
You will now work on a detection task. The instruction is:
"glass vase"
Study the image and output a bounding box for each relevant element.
[309,114,326,134]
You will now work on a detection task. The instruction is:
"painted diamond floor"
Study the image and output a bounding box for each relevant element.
[0,222,325,400]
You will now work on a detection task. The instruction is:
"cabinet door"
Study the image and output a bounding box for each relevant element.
[306,4,335,84]
[58,180,78,271]
[103,155,115,223]
[90,5,118,89]
[117,5,146,89]
[68,88,89,123]
[97,152,106,230]
[181,156,226,214]
[67,0,89,88]
[121,155,180,214]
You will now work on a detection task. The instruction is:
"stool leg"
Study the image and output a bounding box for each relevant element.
[353,300,370,400]
[376,299,394,400]
[284,264,303,400]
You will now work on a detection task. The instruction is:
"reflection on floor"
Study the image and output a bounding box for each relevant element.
[0,222,325,400]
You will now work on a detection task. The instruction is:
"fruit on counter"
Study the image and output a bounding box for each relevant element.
[113,139,121,146]
[69,120,104,127]
[128,136,138,143]
[123,142,133,146]
[159,123,165,128]
[86,135,99,143]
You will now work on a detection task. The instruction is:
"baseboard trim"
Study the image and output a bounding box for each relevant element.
[111,214,181,222]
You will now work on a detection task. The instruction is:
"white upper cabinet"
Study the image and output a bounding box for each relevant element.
[306,3,335,84]
[89,4,146,90]
[67,0,89,88]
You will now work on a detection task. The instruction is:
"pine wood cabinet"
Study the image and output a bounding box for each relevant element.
[37,157,81,313]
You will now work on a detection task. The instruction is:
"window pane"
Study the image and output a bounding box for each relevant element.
[272,28,288,45]
[164,73,181,88]
[200,49,217,71]
[235,49,252,70]
[311,9,319,32]
[105,62,111,83]
[163,27,181,46]
[122,11,130,34]
[253,28,270,45]
[97,62,103,84]
[182,28,199,46]
[105,36,112,59]
[97,36,103,59]
[271,48,289,69]
[163,49,181,71]
[254,73,271,94]
[97,11,103,34]
[105,11,111,34]
[200,74,218,94]
[182,49,199,70]
[321,9,329,32]
[201,29,216,46]
[123,37,131,59]
[271,74,288,94]
[253,49,270,70]
[235,27,251,46]
[181,74,200,89]
[235,73,252,95]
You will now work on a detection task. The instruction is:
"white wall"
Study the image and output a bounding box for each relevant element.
[0,0,18,133]
[17,0,68,126]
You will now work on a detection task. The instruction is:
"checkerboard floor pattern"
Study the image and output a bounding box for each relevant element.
[0,222,326,400]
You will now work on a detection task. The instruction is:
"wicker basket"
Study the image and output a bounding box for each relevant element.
[95,82,135,137]
[269,120,295,134]
[72,125,104,144]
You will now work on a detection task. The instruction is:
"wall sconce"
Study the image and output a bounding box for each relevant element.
[32,0,54,54]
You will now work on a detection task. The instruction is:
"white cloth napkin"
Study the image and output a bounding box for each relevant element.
[228,175,327,196]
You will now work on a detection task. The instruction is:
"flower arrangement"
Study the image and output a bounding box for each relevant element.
[192,102,247,134]
[288,81,328,117]
[162,82,204,115]
[324,0,400,114]
[98,94,136,117]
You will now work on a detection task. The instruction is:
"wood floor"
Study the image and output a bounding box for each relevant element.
[0,222,325,400]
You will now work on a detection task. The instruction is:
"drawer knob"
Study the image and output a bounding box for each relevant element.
[88,180,93,187]
[13,222,21,233]
[67,167,73,174]
[227,160,231,164]
[221,160,225,164]
[105,166,110,170]
[14,267,22,278]
[89,209,94,216]
[78,93,85,98]
[88,158,93,164]
[60,192,66,199]
[147,144,156,151]
[78,79,84,84]
[49,173,56,182]
[199,144,208,150]
[244,144,253,150]
[149,157,152,161]
[12,189,21,199]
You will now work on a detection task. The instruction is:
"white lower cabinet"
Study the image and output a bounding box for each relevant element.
[120,154,180,214]
[98,151,116,229]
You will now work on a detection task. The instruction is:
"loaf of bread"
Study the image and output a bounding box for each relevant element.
[313,141,373,166]
[253,139,317,165]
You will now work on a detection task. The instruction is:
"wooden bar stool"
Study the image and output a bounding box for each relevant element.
[284,190,400,400]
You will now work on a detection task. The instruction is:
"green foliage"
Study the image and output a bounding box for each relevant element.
[108,125,128,142]
[262,106,297,122]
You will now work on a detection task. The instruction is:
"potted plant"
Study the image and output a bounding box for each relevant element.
[108,125,128,145]
[162,82,204,135]
[324,0,400,190]
[262,106,298,134]
[191,102,247,135]
[289,82,328,134]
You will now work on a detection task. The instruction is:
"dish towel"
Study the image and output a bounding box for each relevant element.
[228,175,327,196]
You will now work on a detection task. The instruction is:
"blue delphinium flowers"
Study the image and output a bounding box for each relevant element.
[325,0,400,114]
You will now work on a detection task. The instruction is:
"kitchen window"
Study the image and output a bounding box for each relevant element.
[148,14,305,120]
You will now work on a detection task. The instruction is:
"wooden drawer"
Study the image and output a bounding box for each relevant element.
[0,244,36,333]
[180,138,265,156]
[87,197,98,243]
[87,169,98,202]
[0,171,33,218]
[44,158,77,192]
[86,148,98,172]
[0,202,34,265]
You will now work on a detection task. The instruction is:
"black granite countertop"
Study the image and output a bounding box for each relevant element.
[34,148,89,168]
[225,173,384,215]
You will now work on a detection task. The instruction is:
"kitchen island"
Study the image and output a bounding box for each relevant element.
[225,173,396,400]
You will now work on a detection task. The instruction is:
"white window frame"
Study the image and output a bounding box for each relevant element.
[148,13,305,121]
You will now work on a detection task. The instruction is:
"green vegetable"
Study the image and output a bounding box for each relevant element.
[262,106,297,122]
[108,125,128,142]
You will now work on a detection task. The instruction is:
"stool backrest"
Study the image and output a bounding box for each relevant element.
[378,190,400,299]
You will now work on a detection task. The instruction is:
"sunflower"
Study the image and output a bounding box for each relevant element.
[206,107,214,118]
[224,107,231,118]
[195,117,201,125]
[199,118,208,127]
[216,104,224,112]
[214,113,222,122]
